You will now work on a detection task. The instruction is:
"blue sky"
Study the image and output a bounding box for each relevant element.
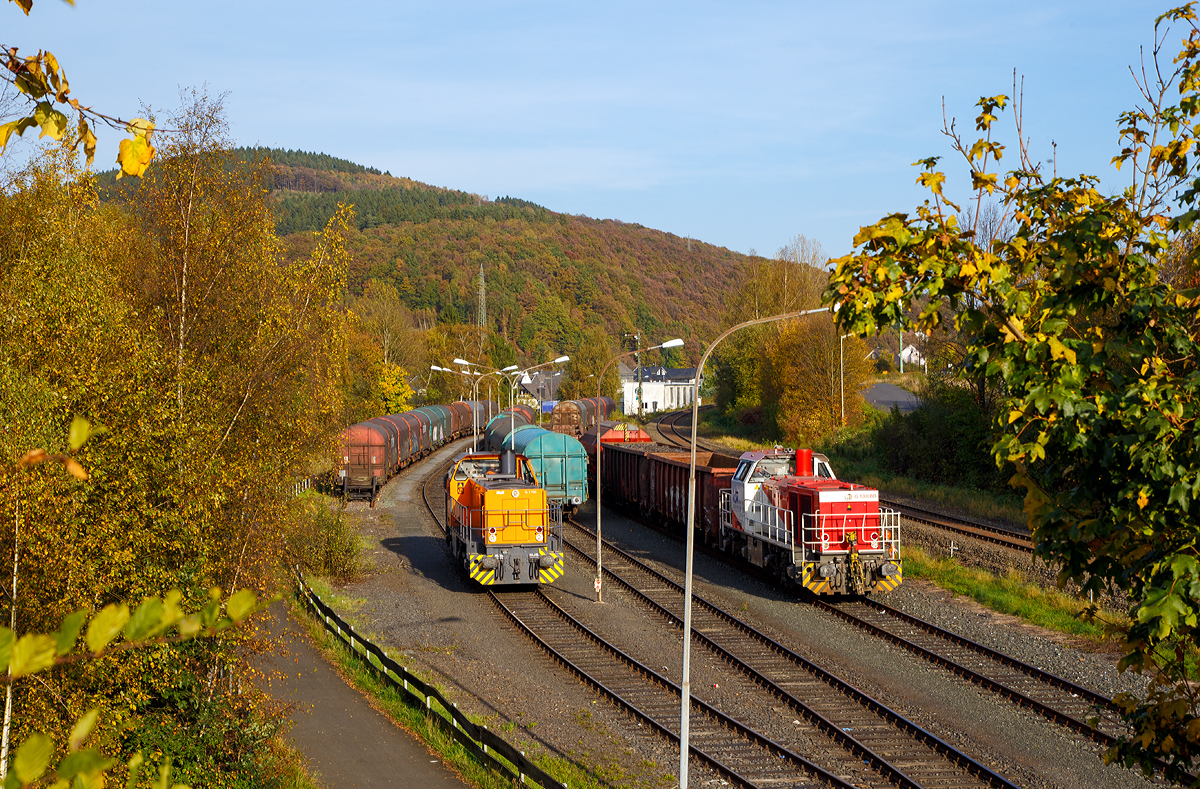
[3,0,1172,257]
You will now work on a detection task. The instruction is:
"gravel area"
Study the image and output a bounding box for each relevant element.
[582,501,1157,789]
[902,515,1137,647]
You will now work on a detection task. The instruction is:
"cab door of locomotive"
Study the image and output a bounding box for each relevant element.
[730,460,753,529]
[796,488,818,562]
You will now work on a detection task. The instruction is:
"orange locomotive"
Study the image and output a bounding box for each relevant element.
[444,449,566,586]
[719,448,901,595]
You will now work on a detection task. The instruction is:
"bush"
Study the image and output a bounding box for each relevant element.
[870,383,1007,491]
[291,493,364,582]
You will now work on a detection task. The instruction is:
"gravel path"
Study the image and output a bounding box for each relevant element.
[258,609,472,788]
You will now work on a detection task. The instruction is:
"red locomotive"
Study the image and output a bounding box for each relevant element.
[719,448,901,595]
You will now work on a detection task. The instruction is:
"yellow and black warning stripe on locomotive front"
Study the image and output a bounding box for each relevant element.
[469,554,496,585]
[800,562,830,595]
[538,547,565,585]
[874,560,903,592]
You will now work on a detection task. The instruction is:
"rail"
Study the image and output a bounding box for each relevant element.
[294,570,567,789]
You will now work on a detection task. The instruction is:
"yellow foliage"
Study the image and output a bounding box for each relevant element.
[379,364,415,414]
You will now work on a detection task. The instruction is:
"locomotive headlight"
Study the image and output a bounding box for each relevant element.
[571,496,581,505]
[818,564,836,578]
[512,489,520,498]
[880,562,899,577]
[535,526,544,541]
[488,526,497,543]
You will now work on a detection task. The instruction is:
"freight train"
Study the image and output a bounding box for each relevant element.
[338,400,500,505]
[444,448,565,586]
[484,407,589,514]
[549,397,617,437]
[598,443,902,596]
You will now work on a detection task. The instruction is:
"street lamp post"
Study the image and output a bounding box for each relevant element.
[677,308,828,789]
[494,355,570,449]
[593,338,683,603]
[839,333,852,427]
[431,364,510,445]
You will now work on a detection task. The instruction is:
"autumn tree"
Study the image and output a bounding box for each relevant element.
[825,6,1200,780]
[379,365,415,414]
[1,94,352,783]
[712,234,852,441]
[557,328,620,401]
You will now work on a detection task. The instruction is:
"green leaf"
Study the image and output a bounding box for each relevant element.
[226,590,256,622]
[125,597,164,642]
[86,603,130,653]
[55,609,87,655]
[10,634,58,678]
[56,749,114,781]
[69,709,99,752]
[13,734,53,784]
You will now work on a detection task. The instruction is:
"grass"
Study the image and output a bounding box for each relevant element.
[263,736,325,789]
[901,545,1117,644]
[289,580,675,789]
[829,452,1025,525]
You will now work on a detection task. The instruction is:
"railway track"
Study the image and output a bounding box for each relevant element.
[573,490,1137,759]
[562,519,1020,789]
[876,499,1033,553]
[491,588,857,789]
[414,438,1176,785]
[420,451,855,787]
[813,598,1128,744]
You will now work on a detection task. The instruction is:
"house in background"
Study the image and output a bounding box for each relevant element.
[621,366,698,415]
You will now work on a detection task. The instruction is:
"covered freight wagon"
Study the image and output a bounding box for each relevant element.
[485,420,589,512]
[550,397,618,437]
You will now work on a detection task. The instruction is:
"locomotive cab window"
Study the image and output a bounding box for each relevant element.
[750,458,792,481]
[734,461,752,482]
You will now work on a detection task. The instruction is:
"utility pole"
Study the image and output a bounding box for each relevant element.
[635,332,643,419]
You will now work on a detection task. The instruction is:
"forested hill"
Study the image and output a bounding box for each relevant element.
[103,148,752,362]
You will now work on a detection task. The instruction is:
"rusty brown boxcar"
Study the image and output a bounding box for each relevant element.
[551,396,617,437]
[338,399,499,505]
[599,443,739,540]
